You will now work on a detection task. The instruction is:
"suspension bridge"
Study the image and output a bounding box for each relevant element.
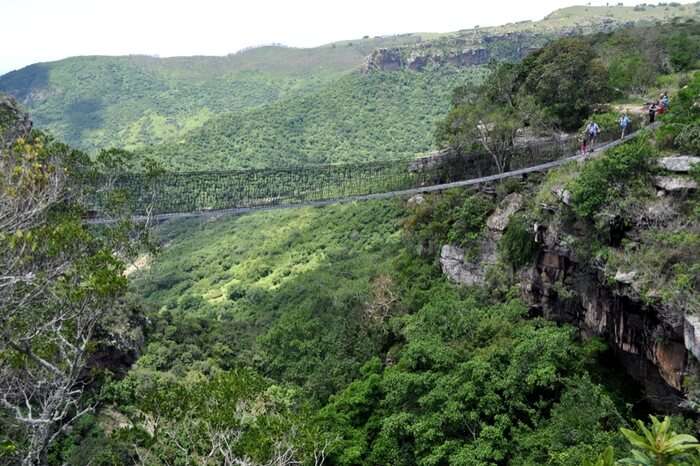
[88,125,653,223]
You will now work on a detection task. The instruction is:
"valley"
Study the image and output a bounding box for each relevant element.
[2,3,700,465]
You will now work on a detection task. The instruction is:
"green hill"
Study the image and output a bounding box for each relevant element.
[0,36,424,152]
[2,3,698,162]
[140,68,488,169]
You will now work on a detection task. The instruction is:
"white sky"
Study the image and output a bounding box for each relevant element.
[0,0,693,74]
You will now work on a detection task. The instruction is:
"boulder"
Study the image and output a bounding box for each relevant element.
[614,270,638,285]
[685,315,700,361]
[653,176,698,192]
[551,185,572,206]
[658,156,700,173]
[440,245,485,286]
[486,193,523,231]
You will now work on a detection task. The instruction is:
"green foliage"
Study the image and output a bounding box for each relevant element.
[140,69,487,169]
[402,189,494,257]
[500,214,539,269]
[583,447,616,466]
[520,37,612,130]
[0,38,421,152]
[98,368,325,465]
[619,416,700,465]
[666,31,700,72]
[674,124,700,155]
[131,200,404,400]
[658,71,700,150]
[569,138,655,219]
[320,287,622,465]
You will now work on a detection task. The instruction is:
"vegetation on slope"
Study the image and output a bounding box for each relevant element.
[140,68,487,169]
[5,10,700,466]
[437,21,700,160]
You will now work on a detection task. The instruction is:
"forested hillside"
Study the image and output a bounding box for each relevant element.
[139,68,488,169]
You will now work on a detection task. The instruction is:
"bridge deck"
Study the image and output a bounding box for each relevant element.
[88,124,656,224]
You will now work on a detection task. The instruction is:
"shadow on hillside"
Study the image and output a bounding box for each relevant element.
[0,63,50,103]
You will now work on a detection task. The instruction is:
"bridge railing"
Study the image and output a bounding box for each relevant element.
[87,132,607,218]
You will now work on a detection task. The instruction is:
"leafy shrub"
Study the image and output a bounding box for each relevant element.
[666,31,700,71]
[520,38,612,130]
[569,138,655,219]
[500,214,539,269]
[674,123,700,155]
[403,190,494,257]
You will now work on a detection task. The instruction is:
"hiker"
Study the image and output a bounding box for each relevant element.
[619,113,631,139]
[579,131,588,156]
[648,101,658,124]
[661,92,670,112]
[585,120,600,153]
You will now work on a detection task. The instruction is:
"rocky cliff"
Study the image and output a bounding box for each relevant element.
[437,155,700,412]
[360,18,639,73]
[0,94,32,147]
[521,227,690,411]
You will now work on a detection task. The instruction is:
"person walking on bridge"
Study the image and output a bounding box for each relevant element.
[648,101,658,124]
[661,92,670,112]
[585,120,600,154]
[619,113,631,140]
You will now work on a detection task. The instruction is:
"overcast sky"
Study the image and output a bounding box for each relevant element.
[0,0,692,75]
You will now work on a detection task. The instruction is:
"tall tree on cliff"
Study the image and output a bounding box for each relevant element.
[0,95,150,465]
[436,37,612,172]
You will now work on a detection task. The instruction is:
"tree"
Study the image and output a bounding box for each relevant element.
[112,369,332,466]
[436,64,550,173]
[518,37,612,130]
[0,98,150,465]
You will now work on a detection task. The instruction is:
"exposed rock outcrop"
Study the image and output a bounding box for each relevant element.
[440,193,521,286]
[440,244,489,286]
[362,46,491,73]
[0,94,32,148]
[486,193,523,231]
[653,175,698,192]
[521,242,689,410]
[658,155,700,173]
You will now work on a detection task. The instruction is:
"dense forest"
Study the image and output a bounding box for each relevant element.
[2,6,700,466]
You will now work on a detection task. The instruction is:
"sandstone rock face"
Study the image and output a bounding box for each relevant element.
[614,270,638,285]
[440,193,523,287]
[440,239,497,287]
[362,48,404,72]
[522,240,690,410]
[486,193,523,232]
[653,176,698,192]
[362,47,490,73]
[0,94,32,148]
[551,185,572,206]
[440,245,481,286]
[658,156,700,173]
